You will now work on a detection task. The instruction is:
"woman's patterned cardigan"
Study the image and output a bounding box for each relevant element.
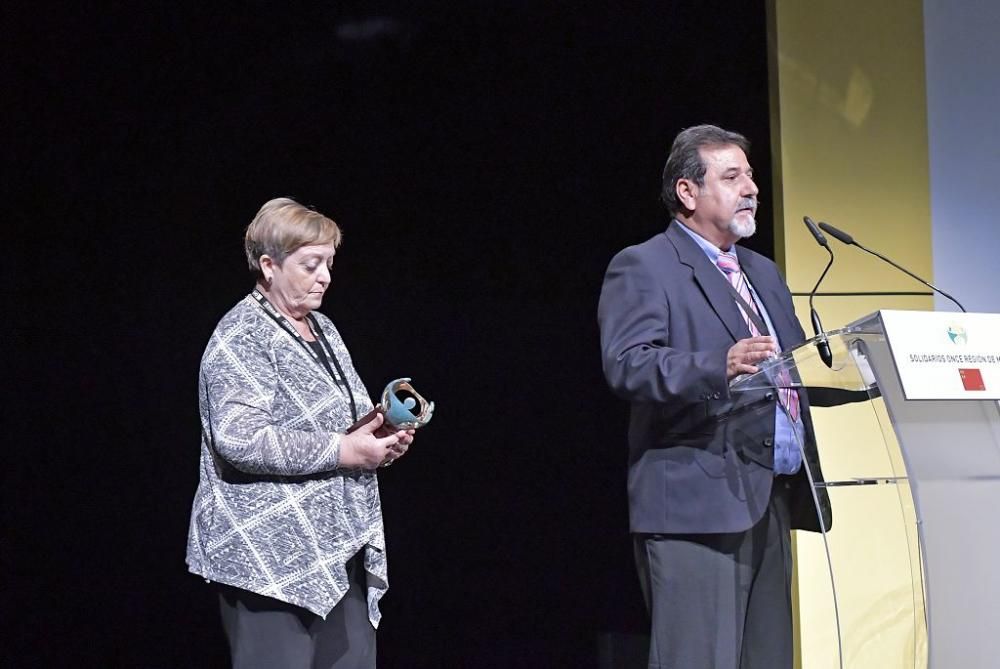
[186,294,386,624]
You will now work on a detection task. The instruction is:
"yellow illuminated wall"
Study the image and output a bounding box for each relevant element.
[767,1,934,667]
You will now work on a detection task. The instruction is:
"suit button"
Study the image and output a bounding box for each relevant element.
[765,392,775,401]
[763,438,774,447]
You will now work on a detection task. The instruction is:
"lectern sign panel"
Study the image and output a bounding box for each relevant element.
[880,310,1000,400]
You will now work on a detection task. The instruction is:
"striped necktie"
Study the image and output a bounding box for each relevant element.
[717,251,800,421]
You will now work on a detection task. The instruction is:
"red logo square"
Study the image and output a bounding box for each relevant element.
[959,368,986,391]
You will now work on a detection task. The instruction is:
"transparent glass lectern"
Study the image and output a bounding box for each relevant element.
[730,310,1000,668]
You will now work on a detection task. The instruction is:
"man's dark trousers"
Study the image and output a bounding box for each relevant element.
[634,477,795,669]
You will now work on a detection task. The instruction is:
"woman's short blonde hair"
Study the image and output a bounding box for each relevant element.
[244,197,342,275]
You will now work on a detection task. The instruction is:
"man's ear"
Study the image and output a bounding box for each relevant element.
[676,179,698,212]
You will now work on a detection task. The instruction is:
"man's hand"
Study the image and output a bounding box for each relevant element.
[727,335,777,380]
[340,412,408,469]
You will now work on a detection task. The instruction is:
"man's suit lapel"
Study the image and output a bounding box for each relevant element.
[666,221,749,343]
[737,247,799,348]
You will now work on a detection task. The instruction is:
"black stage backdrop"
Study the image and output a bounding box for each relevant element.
[7,2,773,667]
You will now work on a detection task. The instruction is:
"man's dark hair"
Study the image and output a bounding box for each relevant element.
[660,124,751,216]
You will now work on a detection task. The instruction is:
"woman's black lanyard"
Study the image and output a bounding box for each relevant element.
[251,290,359,423]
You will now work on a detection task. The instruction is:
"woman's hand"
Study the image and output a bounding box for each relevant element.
[376,426,415,468]
[340,413,407,469]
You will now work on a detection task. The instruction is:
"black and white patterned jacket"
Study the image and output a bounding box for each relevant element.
[186,295,386,624]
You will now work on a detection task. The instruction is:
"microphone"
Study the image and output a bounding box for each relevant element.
[817,221,967,312]
[803,216,834,367]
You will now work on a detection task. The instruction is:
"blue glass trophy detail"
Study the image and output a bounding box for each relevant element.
[380,378,435,430]
[348,378,434,433]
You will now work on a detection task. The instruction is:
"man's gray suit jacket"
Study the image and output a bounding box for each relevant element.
[598,220,831,536]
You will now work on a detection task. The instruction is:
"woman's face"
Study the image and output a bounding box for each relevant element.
[263,243,337,319]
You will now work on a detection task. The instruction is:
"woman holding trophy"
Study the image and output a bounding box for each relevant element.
[186,197,427,668]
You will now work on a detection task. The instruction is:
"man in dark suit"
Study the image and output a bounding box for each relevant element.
[598,125,830,669]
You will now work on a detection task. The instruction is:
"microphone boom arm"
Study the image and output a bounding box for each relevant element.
[817,220,967,313]
[802,216,835,368]
[854,244,967,313]
[809,246,835,318]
